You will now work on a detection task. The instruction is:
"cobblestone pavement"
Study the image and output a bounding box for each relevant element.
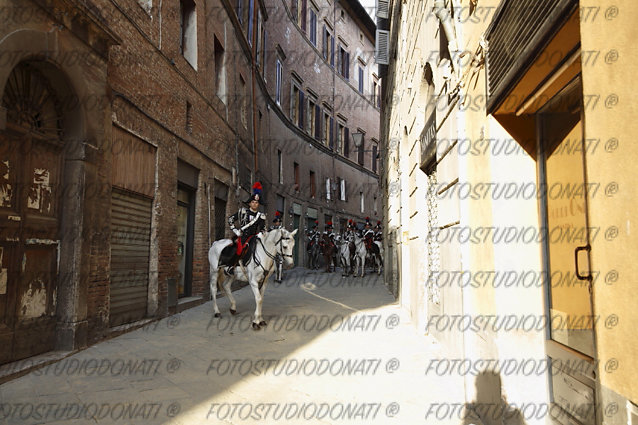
[0,268,466,425]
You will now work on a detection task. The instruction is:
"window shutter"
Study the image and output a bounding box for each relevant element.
[291,0,298,24]
[375,30,390,65]
[372,145,377,173]
[326,178,331,200]
[318,109,323,141]
[329,117,334,149]
[341,178,346,201]
[376,0,389,19]
[248,0,254,45]
[358,135,364,165]
[299,91,304,128]
[314,105,321,139]
[359,67,364,93]
[330,36,335,66]
[310,11,316,44]
[301,0,307,31]
[345,52,350,80]
[322,26,327,58]
[344,127,349,156]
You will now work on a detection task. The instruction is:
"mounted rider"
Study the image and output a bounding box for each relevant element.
[323,221,336,243]
[362,217,375,250]
[269,211,284,282]
[374,221,383,242]
[306,221,319,253]
[224,182,266,275]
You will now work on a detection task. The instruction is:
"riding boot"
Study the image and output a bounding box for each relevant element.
[225,254,238,275]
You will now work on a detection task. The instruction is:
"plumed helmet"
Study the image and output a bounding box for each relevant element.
[246,182,264,204]
[273,210,282,223]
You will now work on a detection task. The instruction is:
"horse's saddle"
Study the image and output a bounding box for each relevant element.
[219,236,259,267]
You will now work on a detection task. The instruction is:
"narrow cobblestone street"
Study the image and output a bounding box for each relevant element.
[0,268,466,425]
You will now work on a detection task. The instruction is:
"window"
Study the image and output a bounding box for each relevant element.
[180,0,197,69]
[338,45,349,79]
[294,162,300,191]
[339,178,346,201]
[372,143,378,173]
[309,171,316,198]
[326,178,331,201]
[214,36,226,103]
[290,81,304,128]
[358,65,364,93]
[278,150,283,184]
[360,191,364,213]
[322,110,334,149]
[374,195,377,215]
[337,121,346,155]
[307,94,317,137]
[248,0,254,45]
[343,126,349,157]
[309,8,317,46]
[236,0,243,24]
[276,59,282,105]
[372,79,378,105]
[357,132,365,165]
[299,0,306,29]
[256,11,263,69]
[322,25,334,66]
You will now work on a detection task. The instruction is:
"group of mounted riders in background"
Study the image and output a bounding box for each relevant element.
[306,217,383,277]
[215,180,383,286]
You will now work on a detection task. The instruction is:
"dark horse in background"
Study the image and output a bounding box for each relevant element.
[319,233,337,272]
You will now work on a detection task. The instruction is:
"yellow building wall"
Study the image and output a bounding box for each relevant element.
[580,0,638,404]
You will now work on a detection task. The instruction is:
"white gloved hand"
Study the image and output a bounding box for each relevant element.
[233,228,242,237]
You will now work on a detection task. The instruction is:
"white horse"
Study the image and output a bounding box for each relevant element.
[352,234,367,277]
[208,228,298,330]
[339,238,352,277]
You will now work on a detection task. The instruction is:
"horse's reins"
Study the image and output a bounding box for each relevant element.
[252,232,293,273]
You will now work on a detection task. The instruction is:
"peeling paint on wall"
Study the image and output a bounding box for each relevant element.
[0,159,12,207]
[27,168,52,214]
[19,278,47,318]
[0,247,6,295]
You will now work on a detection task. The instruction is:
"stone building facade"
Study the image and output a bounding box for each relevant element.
[254,0,381,266]
[379,0,637,424]
[0,0,379,369]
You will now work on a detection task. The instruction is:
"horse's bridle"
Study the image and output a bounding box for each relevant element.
[253,231,293,272]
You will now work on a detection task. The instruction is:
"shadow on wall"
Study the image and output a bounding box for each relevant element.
[462,371,527,425]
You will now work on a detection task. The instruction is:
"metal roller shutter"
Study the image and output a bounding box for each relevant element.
[110,189,152,327]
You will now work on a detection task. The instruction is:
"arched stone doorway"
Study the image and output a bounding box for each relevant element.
[0,61,68,364]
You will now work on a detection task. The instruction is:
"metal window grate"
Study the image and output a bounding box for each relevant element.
[485,0,577,112]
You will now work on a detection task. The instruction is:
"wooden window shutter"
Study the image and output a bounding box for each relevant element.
[301,0,307,30]
[299,91,304,128]
[344,127,349,156]
[329,117,334,149]
[375,30,390,65]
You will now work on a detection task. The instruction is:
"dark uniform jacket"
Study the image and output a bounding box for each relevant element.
[228,207,266,244]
